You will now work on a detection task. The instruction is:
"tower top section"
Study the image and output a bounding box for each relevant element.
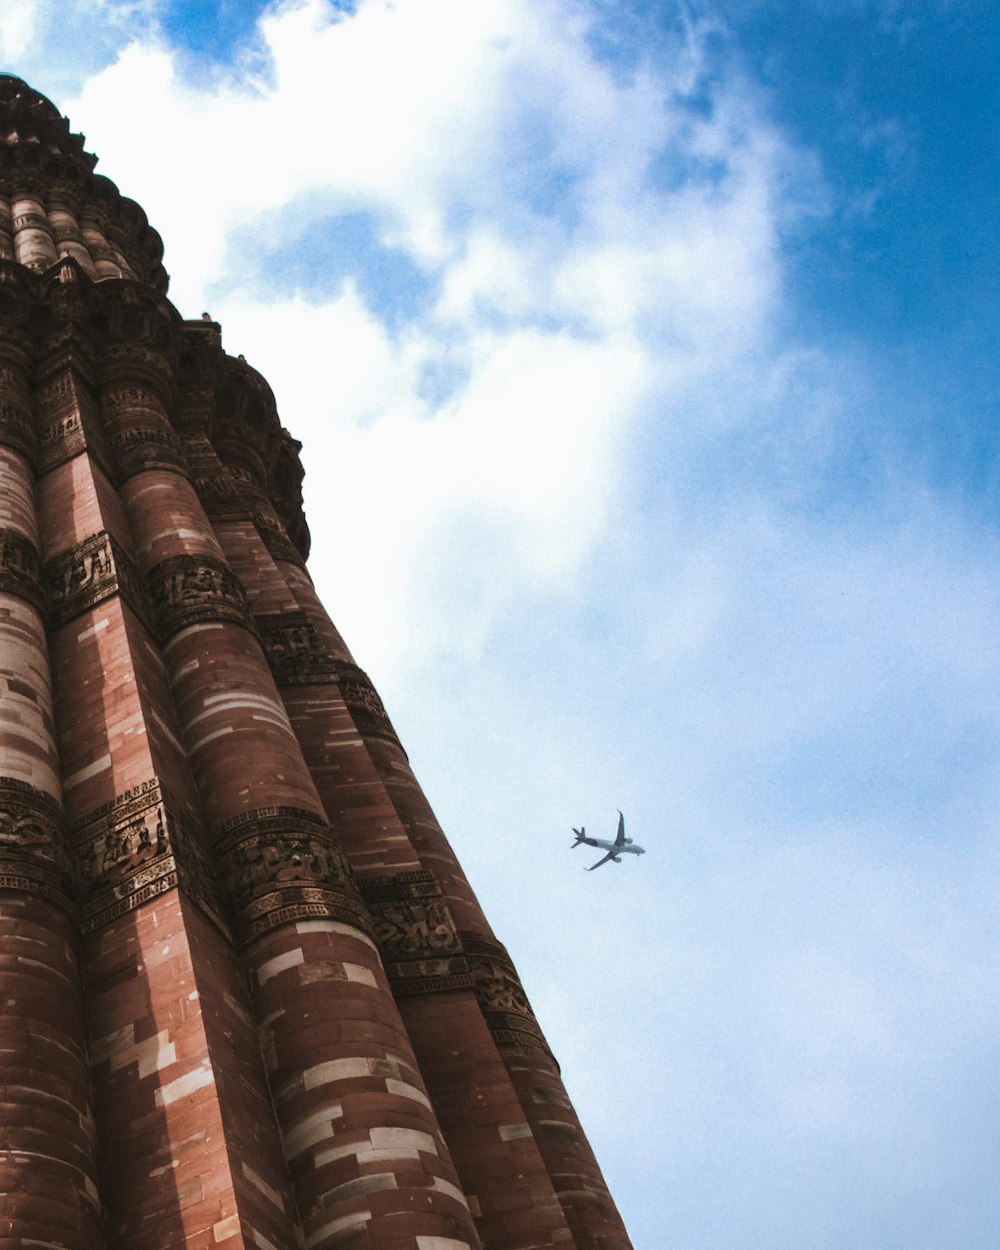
[0,74,98,172]
[0,72,168,293]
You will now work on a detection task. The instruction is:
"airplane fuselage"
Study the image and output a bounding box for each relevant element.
[579,837,645,856]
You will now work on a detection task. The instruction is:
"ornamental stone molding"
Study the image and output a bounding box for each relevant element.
[70,777,225,934]
[0,527,44,615]
[212,805,370,945]
[336,660,401,745]
[43,529,150,630]
[461,931,551,1054]
[0,777,74,911]
[256,612,337,686]
[360,871,473,996]
[147,552,256,640]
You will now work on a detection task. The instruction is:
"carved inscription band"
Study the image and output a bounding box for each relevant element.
[0,396,35,462]
[102,384,189,480]
[255,613,400,744]
[147,552,256,640]
[0,776,73,911]
[0,527,43,614]
[462,931,549,1054]
[357,873,549,1051]
[70,777,226,935]
[213,806,370,946]
[360,871,471,995]
[256,612,336,685]
[43,529,149,630]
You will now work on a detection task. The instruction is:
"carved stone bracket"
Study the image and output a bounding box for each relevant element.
[213,806,370,945]
[70,777,225,934]
[461,931,551,1054]
[256,612,337,686]
[359,871,473,996]
[0,776,74,911]
[147,552,255,640]
[0,527,44,615]
[43,529,150,630]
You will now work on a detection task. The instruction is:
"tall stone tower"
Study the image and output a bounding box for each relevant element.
[0,75,632,1250]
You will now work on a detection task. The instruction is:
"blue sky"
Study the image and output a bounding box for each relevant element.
[4,3,999,1248]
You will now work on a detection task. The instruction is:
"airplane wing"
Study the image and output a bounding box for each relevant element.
[586,850,615,871]
[613,810,626,847]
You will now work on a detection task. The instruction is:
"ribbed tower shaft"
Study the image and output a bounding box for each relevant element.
[0,75,634,1250]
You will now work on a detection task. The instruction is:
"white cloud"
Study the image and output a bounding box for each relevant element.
[56,0,804,678]
[0,2,39,58]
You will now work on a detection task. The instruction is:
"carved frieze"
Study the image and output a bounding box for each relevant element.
[43,530,149,629]
[0,397,35,462]
[213,806,369,944]
[0,776,74,910]
[147,553,255,640]
[38,407,86,468]
[256,612,337,686]
[0,527,44,614]
[253,510,305,568]
[336,662,400,745]
[34,370,104,472]
[70,777,224,934]
[193,467,256,520]
[107,419,188,479]
[462,931,550,1054]
[358,870,472,995]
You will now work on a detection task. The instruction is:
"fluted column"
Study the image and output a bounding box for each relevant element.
[11,183,59,270]
[236,531,576,1250]
[48,187,100,279]
[78,209,122,280]
[119,385,481,1250]
[262,529,631,1247]
[36,353,301,1250]
[0,355,104,1249]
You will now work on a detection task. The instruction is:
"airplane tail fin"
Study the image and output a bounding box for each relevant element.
[571,827,586,847]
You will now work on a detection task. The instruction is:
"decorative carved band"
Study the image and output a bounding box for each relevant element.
[0,527,44,614]
[107,420,189,480]
[194,470,256,521]
[43,530,149,630]
[256,612,337,686]
[38,407,87,469]
[35,371,100,472]
[253,511,306,568]
[147,553,255,640]
[254,619,398,751]
[0,397,36,462]
[0,777,73,910]
[336,662,401,746]
[70,777,225,934]
[213,806,369,945]
[461,931,550,1054]
[359,870,472,995]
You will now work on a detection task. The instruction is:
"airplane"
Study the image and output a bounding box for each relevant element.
[571,810,645,871]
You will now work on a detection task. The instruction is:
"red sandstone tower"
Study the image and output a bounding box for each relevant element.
[0,75,633,1250]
